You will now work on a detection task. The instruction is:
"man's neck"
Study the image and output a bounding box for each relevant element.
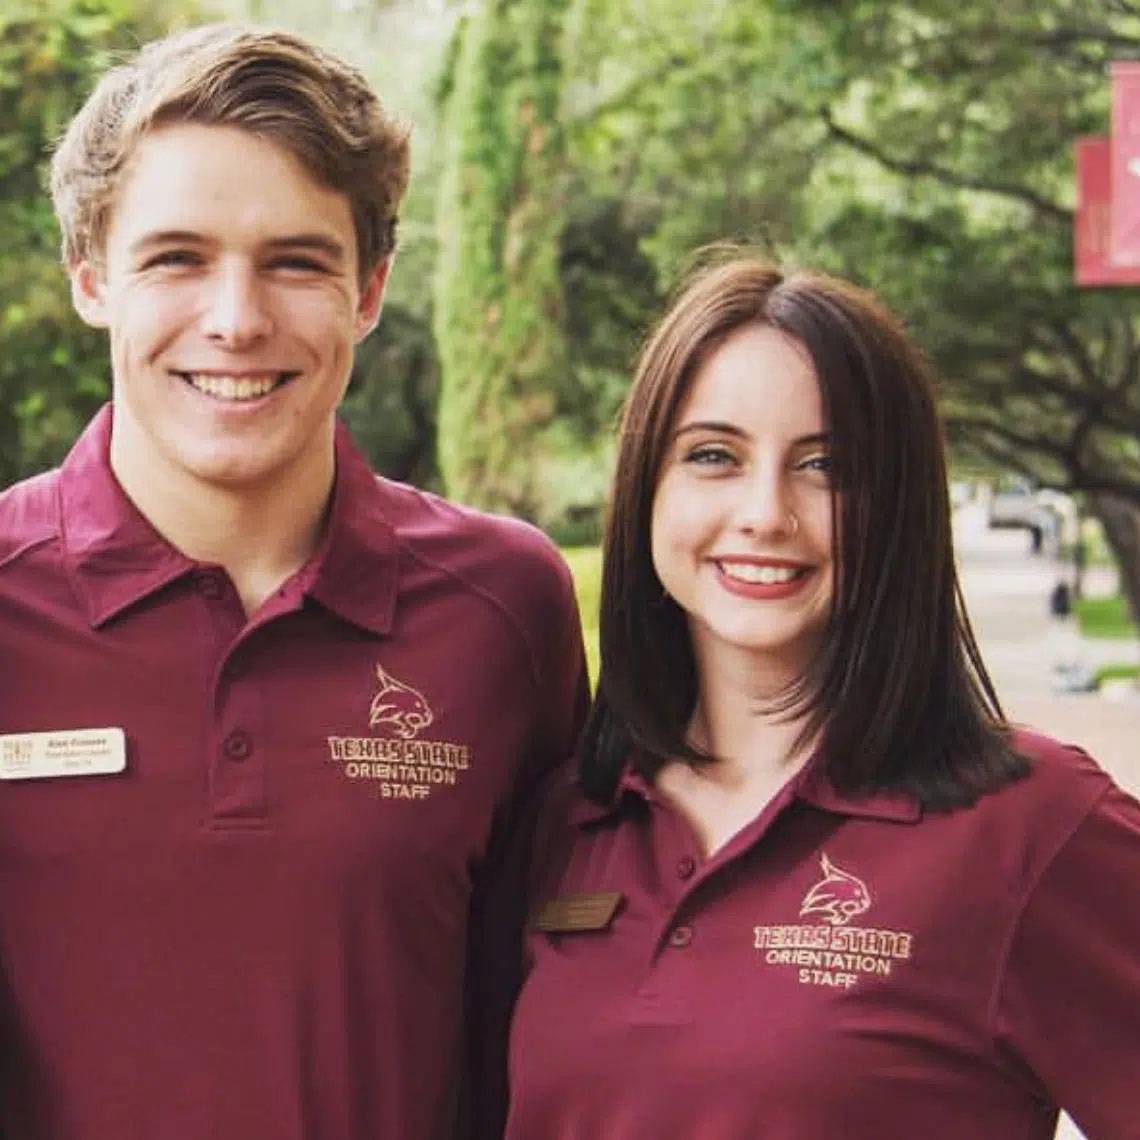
[110,439,336,617]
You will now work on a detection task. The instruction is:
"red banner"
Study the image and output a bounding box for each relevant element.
[1074,136,1140,286]
[1111,61,1140,265]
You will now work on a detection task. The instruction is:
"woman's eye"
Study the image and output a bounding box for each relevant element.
[797,453,832,474]
[684,444,736,468]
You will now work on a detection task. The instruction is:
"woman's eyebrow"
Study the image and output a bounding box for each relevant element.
[671,421,748,440]
[671,424,831,446]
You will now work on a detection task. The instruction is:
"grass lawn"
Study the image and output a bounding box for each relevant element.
[1094,662,1140,685]
[1073,594,1138,640]
[562,546,601,686]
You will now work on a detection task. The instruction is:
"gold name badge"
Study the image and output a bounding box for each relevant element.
[0,729,127,780]
[533,891,623,934]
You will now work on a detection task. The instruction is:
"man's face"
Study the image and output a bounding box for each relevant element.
[71,123,388,499]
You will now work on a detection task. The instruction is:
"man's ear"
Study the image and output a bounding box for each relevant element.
[354,257,391,342]
[69,260,110,329]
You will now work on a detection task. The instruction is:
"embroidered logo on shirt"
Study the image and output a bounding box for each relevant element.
[752,851,914,990]
[325,665,471,801]
[798,853,871,926]
[368,666,433,739]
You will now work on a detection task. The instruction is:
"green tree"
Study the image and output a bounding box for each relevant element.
[0,0,162,487]
[435,0,604,536]
[342,303,440,487]
[564,0,1140,620]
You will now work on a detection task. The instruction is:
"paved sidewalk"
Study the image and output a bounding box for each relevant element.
[955,505,1138,791]
[953,506,1138,1140]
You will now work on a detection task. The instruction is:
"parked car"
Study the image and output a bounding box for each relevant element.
[987,479,1044,530]
[986,481,1075,557]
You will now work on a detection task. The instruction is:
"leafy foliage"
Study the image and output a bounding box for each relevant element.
[0,0,159,486]
[553,0,1140,610]
[434,0,599,535]
[6,0,1140,615]
[342,303,440,487]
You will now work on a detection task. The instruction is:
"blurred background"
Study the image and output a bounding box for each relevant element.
[2,4,1138,1134]
[7,0,1137,679]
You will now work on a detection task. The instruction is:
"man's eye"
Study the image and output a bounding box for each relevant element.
[269,257,328,273]
[142,250,200,269]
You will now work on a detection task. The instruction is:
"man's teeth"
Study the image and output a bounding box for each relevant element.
[185,374,281,401]
[721,562,803,585]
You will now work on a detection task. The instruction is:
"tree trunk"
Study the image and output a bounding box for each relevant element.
[1089,493,1140,629]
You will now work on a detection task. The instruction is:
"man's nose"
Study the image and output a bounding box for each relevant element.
[200,264,274,347]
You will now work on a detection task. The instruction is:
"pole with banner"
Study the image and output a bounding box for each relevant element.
[1110,61,1140,267]
[1074,135,1140,286]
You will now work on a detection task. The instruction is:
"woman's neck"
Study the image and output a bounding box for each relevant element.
[687,643,815,781]
[654,658,819,858]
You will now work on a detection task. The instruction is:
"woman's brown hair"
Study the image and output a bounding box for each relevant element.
[580,257,1025,810]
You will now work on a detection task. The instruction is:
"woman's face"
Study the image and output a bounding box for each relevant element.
[650,324,835,687]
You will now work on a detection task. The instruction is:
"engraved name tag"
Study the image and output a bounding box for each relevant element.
[0,729,127,780]
[533,891,623,933]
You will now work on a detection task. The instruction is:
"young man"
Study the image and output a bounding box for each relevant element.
[0,24,587,1139]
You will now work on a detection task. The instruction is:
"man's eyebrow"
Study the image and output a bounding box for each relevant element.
[128,230,207,255]
[265,234,349,262]
[127,231,349,263]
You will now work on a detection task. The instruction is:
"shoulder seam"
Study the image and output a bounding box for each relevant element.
[984,782,1112,1041]
[395,538,555,694]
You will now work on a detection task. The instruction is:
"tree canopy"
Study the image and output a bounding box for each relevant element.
[0,0,154,485]
[432,0,1140,609]
[3,0,1139,613]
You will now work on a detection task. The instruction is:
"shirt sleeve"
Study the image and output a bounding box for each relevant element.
[460,552,589,1139]
[993,781,1140,1140]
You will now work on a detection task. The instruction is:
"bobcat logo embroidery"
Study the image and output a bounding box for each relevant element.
[368,666,433,740]
[799,853,871,927]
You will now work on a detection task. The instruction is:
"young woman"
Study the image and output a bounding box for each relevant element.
[504,259,1140,1139]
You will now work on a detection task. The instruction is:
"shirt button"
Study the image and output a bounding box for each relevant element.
[223,730,252,761]
[197,572,224,600]
[668,925,694,949]
[676,856,697,880]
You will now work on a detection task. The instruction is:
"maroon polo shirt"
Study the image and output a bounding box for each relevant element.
[0,405,587,1140]
[507,730,1140,1140]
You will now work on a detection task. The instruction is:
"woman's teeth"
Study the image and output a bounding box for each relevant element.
[720,562,803,585]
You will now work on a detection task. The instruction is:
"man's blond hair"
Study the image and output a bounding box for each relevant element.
[51,23,410,281]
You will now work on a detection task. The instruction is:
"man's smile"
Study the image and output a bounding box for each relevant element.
[174,370,300,401]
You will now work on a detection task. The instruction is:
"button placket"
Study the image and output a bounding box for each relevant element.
[222,729,252,762]
[195,570,225,600]
[207,626,269,823]
[668,924,694,949]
